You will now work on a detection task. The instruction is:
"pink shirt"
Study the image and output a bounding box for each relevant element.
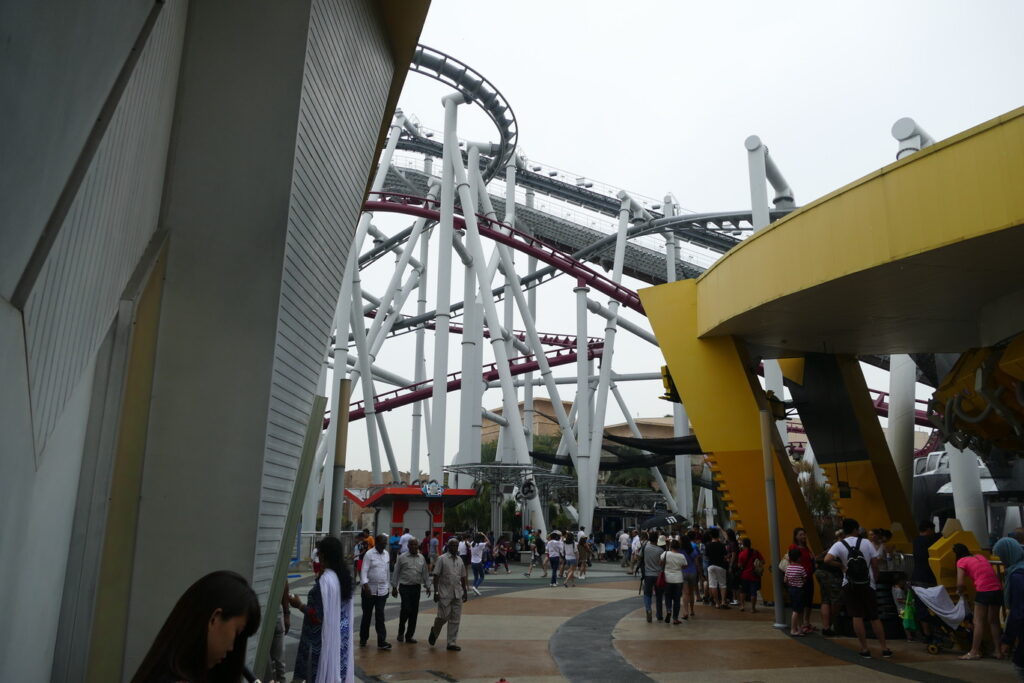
[957,554,1001,592]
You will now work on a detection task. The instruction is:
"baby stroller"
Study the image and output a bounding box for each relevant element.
[906,585,973,655]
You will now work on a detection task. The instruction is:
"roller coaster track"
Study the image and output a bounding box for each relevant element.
[365,309,601,348]
[348,343,602,421]
[364,192,645,314]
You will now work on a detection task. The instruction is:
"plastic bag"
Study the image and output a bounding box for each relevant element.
[902,590,917,631]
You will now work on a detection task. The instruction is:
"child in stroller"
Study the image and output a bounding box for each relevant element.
[905,584,974,656]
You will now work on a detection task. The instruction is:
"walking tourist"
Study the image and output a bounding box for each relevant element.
[359,533,392,650]
[493,535,511,573]
[267,581,290,682]
[639,532,666,622]
[392,538,431,644]
[662,539,689,624]
[563,532,579,586]
[458,533,471,569]
[130,570,261,683]
[993,537,1024,674]
[399,527,415,555]
[705,531,729,609]
[577,533,591,580]
[388,531,401,570]
[824,518,892,659]
[725,528,740,606]
[737,537,764,613]
[619,529,631,566]
[681,531,701,618]
[547,531,566,586]
[954,542,1004,660]
[788,527,816,632]
[470,532,488,595]
[911,519,941,641]
[784,547,808,636]
[429,538,469,651]
[428,531,440,566]
[524,531,548,577]
[291,536,355,682]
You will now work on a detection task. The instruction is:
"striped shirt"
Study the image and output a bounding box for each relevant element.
[785,563,808,588]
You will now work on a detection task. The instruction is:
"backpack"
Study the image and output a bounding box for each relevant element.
[752,554,765,578]
[845,537,870,585]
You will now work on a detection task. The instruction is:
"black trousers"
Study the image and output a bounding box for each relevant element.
[664,582,683,619]
[642,576,666,617]
[397,584,422,638]
[359,592,388,645]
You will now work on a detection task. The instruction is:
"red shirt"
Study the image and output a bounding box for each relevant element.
[738,548,763,581]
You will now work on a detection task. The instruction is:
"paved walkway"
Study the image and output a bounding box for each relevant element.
[285,562,1013,682]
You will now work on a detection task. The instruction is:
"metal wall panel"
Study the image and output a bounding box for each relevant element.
[251,0,394,604]
[22,1,187,456]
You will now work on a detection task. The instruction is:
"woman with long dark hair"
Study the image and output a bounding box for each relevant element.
[131,570,261,683]
[291,535,355,682]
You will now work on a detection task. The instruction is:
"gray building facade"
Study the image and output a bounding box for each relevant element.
[0,1,427,679]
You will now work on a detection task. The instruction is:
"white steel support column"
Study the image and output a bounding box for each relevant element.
[323,116,404,529]
[946,443,988,545]
[349,283,386,483]
[664,196,693,519]
[885,119,935,504]
[745,136,772,231]
[583,193,639,533]
[455,261,480,489]
[574,284,592,526]
[375,412,400,482]
[491,249,579,463]
[427,94,464,484]
[469,144,517,468]
[746,135,790,455]
[447,111,546,537]
[410,224,430,481]
[510,156,537,449]
[887,355,917,502]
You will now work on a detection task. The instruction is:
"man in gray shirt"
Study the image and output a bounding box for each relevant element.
[639,531,667,622]
[429,538,468,651]
[391,538,431,643]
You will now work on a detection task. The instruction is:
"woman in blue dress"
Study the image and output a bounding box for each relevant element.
[291,536,355,682]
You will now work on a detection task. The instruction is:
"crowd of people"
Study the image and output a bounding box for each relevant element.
[124,518,1024,682]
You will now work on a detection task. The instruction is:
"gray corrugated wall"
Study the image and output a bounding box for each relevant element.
[21,1,188,456]
[251,0,393,603]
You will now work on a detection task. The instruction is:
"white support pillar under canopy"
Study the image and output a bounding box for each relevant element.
[946,443,988,545]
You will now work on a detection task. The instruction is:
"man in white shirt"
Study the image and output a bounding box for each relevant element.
[630,531,642,575]
[824,518,891,660]
[360,533,392,649]
[618,530,631,566]
[546,532,566,587]
[399,527,416,554]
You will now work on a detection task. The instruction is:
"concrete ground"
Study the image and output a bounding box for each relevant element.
[279,560,1014,682]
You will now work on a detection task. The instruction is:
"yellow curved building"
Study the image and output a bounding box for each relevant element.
[640,107,1024,597]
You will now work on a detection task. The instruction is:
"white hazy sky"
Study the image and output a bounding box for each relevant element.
[341,0,1024,474]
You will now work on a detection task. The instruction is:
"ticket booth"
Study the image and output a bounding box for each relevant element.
[345,482,476,539]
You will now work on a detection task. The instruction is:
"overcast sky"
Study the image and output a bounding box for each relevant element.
[342,1,1024,475]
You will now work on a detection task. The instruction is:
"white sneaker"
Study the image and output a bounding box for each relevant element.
[471,586,481,596]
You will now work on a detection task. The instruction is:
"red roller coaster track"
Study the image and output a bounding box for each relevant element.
[346,343,602,422]
[363,192,644,314]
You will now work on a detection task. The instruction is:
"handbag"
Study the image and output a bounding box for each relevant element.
[778,556,790,572]
[655,571,667,589]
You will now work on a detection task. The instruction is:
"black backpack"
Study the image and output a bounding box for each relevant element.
[845,538,870,585]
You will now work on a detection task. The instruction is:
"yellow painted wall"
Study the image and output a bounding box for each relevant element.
[640,280,820,601]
